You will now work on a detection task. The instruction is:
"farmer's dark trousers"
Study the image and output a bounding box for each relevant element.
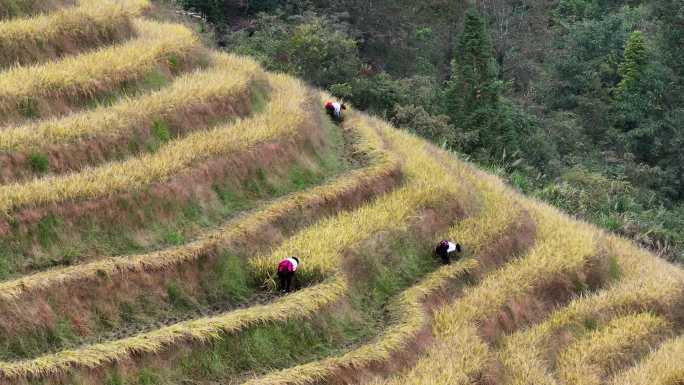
[278,270,294,292]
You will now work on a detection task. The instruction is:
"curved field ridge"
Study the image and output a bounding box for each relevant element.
[0,0,148,68]
[0,73,305,214]
[0,52,265,181]
[0,1,683,385]
[610,335,684,385]
[0,100,402,344]
[0,18,201,123]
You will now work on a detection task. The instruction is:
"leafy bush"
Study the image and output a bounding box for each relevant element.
[231,13,360,88]
[390,104,452,144]
[28,153,49,173]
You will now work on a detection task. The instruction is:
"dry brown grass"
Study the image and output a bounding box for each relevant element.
[0,0,76,20]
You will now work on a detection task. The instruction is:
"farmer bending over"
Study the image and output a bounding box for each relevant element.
[435,240,462,265]
[277,256,300,293]
[324,100,346,122]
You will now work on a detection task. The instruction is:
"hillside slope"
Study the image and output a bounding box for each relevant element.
[0,1,681,385]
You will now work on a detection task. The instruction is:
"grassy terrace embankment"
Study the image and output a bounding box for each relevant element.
[0,89,400,365]
[0,18,202,125]
[0,0,76,20]
[0,0,148,68]
[0,53,266,182]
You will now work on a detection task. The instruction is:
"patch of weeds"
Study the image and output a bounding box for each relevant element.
[213,184,250,213]
[0,255,12,280]
[18,97,39,118]
[142,70,169,90]
[583,316,598,331]
[105,372,124,385]
[245,168,276,196]
[162,229,185,246]
[597,214,622,232]
[89,92,119,108]
[119,302,137,324]
[36,215,60,248]
[608,255,621,281]
[61,248,79,266]
[167,282,193,310]
[510,171,530,192]
[28,152,49,173]
[187,349,225,378]
[213,253,254,301]
[45,318,78,349]
[151,120,171,143]
[136,295,160,318]
[93,307,117,332]
[288,166,320,190]
[249,84,269,113]
[128,136,143,155]
[167,54,180,73]
[182,201,203,222]
[572,274,590,294]
[137,368,160,385]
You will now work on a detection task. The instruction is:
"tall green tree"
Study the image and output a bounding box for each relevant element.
[445,8,525,162]
[617,30,647,94]
[445,8,500,121]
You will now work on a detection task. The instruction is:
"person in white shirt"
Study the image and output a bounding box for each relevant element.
[434,240,462,265]
[324,100,347,121]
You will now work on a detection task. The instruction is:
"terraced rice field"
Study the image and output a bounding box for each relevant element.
[0,1,682,385]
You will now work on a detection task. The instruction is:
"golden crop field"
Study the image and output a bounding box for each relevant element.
[0,1,681,385]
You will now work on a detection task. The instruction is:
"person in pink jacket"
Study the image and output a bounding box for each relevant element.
[277,256,300,293]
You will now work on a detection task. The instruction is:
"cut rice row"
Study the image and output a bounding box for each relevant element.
[0,18,202,124]
[0,91,401,363]
[0,52,265,182]
[610,334,684,385]
[0,73,305,215]
[0,102,477,382]
[374,198,609,385]
[0,0,148,68]
[497,232,684,385]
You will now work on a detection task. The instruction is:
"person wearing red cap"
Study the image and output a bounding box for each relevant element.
[276,256,300,293]
[324,100,346,122]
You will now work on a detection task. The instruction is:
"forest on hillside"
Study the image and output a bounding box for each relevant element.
[174,0,684,263]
